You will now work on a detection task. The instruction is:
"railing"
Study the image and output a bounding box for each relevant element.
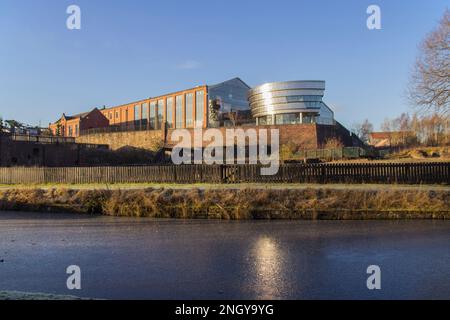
[286,147,375,161]
[9,134,76,144]
[0,162,448,185]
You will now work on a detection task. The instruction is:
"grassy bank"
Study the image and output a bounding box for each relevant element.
[0,187,448,219]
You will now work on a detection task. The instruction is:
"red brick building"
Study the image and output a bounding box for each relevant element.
[49,108,109,137]
[49,78,361,151]
[50,78,251,137]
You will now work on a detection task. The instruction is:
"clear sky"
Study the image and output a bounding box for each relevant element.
[0,0,447,130]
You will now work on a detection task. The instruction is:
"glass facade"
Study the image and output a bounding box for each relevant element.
[286,95,322,103]
[157,99,164,129]
[258,113,319,125]
[83,87,207,131]
[275,113,301,125]
[195,90,204,127]
[150,101,156,129]
[258,116,273,126]
[185,93,193,128]
[166,97,174,128]
[302,113,316,124]
[142,103,148,126]
[175,95,183,128]
[134,105,141,125]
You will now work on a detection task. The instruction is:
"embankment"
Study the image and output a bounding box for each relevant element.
[0,188,448,219]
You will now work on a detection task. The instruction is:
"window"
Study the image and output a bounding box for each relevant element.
[157,99,164,129]
[115,111,119,119]
[275,113,301,125]
[302,113,316,124]
[258,116,273,126]
[258,117,267,126]
[150,101,156,129]
[185,93,193,128]
[109,112,113,120]
[175,95,183,128]
[142,103,148,126]
[68,126,73,137]
[134,104,141,125]
[75,124,79,136]
[286,95,322,103]
[259,116,273,125]
[166,97,174,128]
[195,90,204,127]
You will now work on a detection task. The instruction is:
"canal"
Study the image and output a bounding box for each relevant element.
[0,212,449,299]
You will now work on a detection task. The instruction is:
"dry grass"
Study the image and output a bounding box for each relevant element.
[386,147,450,160]
[0,187,448,219]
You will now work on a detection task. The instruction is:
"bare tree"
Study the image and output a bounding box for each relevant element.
[352,119,373,143]
[408,9,450,116]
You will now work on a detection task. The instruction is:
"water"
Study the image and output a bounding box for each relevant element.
[0,211,449,300]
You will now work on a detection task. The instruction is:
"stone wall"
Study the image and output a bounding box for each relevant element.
[75,123,355,152]
[1,123,357,167]
[0,135,162,167]
[76,130,164,151]
[0,135,93,167]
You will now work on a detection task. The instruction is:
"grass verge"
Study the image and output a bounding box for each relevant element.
[0,187,448,219]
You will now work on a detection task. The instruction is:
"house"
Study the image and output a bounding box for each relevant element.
[369,131,417,148]
[50,108,109,137]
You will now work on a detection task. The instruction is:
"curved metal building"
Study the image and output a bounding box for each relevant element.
[248,80,334,125]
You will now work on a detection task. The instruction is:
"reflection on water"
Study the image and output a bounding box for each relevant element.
[252,237,283,299]
[0,212,449,299]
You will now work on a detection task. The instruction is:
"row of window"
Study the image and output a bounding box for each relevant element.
[131,91,205,129]
[67,124,79,137]
[257,113,317,126]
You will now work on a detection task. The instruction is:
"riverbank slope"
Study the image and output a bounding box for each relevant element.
[0,186,448,219]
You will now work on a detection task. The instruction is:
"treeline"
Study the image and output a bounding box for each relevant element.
[380,112,449,147]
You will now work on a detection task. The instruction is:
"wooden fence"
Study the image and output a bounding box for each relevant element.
[0,162,448,185]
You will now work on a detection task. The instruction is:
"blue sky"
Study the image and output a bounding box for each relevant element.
[0,0,447,129]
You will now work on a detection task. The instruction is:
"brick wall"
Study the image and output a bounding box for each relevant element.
[166,124,321,150]
[76,124,328,152]
[76,130,164,151]
[81,109,110,132]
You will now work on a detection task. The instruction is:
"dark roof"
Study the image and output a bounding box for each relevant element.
[64,111,90,120]
[53,108,99,124]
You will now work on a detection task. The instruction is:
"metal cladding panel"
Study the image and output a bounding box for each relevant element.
[248,80,325,96]
[248,80,334,124]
